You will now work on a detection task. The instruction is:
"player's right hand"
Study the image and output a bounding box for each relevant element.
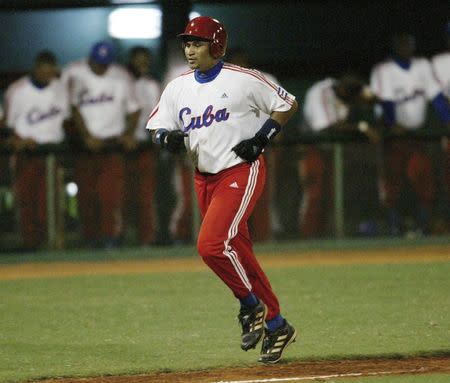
[364,126,381,144]
[84,136,104,152]
[232,135,268,162]
[9,137,37,151]
[162,130,187,153]
[119,134,138,152]
[391,124,407,136]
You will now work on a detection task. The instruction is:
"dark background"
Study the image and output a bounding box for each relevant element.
[0,0,448,80]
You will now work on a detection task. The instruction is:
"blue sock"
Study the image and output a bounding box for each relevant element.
[266,314,284,332]
[240,293,258,308]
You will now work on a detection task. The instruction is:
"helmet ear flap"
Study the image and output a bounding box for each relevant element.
[210,42,220,59]
[210,36,227,59]
[178,16,227,59]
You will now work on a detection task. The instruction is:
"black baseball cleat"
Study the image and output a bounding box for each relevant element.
[238,301,267,351]
[258,319,297,364]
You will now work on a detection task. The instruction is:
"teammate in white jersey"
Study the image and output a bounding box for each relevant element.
[431,23,450,101]
[62,41,140,248]
[300,74,378,238]
[431,23,450,228]
[4,51,69,250]
[125,46,160,245]
[147,16,298,364]
[370,33,450,235]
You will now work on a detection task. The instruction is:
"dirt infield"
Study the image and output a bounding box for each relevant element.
[1,245,449,281]
[40,356,450,382]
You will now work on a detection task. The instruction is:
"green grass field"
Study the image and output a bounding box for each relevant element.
[0,239,449,382]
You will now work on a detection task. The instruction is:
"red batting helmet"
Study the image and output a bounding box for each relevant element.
[178,16,227,59]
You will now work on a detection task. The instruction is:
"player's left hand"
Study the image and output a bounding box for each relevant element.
[119,134,138,151]
[232,135,268,162]
[8,136,37,151]
[163,130,187,153]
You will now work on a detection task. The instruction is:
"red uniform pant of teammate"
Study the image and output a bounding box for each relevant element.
[195,156,280,321]
[75,152,124,244]
[446,141,450,203]
[170,154,194,243]
[248,149,274,242]
[125,149,156,245]
[14,154,48,249]
[381,141,434,212]
[298,147,333,238]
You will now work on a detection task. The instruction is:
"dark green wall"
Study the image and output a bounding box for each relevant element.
[0,2,448,79]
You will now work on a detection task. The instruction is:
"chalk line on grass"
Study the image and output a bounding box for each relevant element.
[211,367,425,383]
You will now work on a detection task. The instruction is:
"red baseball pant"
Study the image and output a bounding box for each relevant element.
[195,156,280,321]
[75,152,124,243]
[125,150,156,245]
[298,147,333,238]
[248,149,274,242]
[446,141,450,201]
[170,155,193,243]
[381,141,434,210]
[14,154,48,249]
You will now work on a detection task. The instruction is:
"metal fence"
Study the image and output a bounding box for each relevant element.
[0,130,448,252]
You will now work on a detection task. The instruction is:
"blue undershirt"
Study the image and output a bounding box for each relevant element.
[393,57,411,70]
[30,76,48,89]
[431,93,450,123]
[194,60,224,83]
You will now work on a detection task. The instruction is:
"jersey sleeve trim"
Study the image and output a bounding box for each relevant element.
[222,64,295,106]
[180,69,195,77]
[146,104,159,124]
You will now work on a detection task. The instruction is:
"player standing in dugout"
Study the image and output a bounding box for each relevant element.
[146,16,298,363]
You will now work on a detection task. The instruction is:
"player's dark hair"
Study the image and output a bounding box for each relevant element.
[34,50,57,66]
[129,46,151,59]
[337,73,364,101]
[180,35,211,43]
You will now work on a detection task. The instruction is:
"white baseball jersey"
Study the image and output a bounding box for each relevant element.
[302,78,349,131]
[61,60,140,139]
[431,51,450,99]
[370,57,441,129]
[146,63,295,174]
[134,75,160,141]
[4,76,69,143]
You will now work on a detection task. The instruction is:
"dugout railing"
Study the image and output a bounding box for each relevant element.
[0,129,448,250]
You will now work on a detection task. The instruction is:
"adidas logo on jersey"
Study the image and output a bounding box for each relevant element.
[221,93,228,98]
[229,181,239,189]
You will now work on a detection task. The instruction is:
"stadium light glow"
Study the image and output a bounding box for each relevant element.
[108,8,162,39]
[110,0,153,3]
[189,11,201,20]
[66,182,78,197]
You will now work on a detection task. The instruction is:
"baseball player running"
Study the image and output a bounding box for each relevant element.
[146,16,298,364]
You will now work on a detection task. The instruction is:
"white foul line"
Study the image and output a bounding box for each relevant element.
[211,368,425,383]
